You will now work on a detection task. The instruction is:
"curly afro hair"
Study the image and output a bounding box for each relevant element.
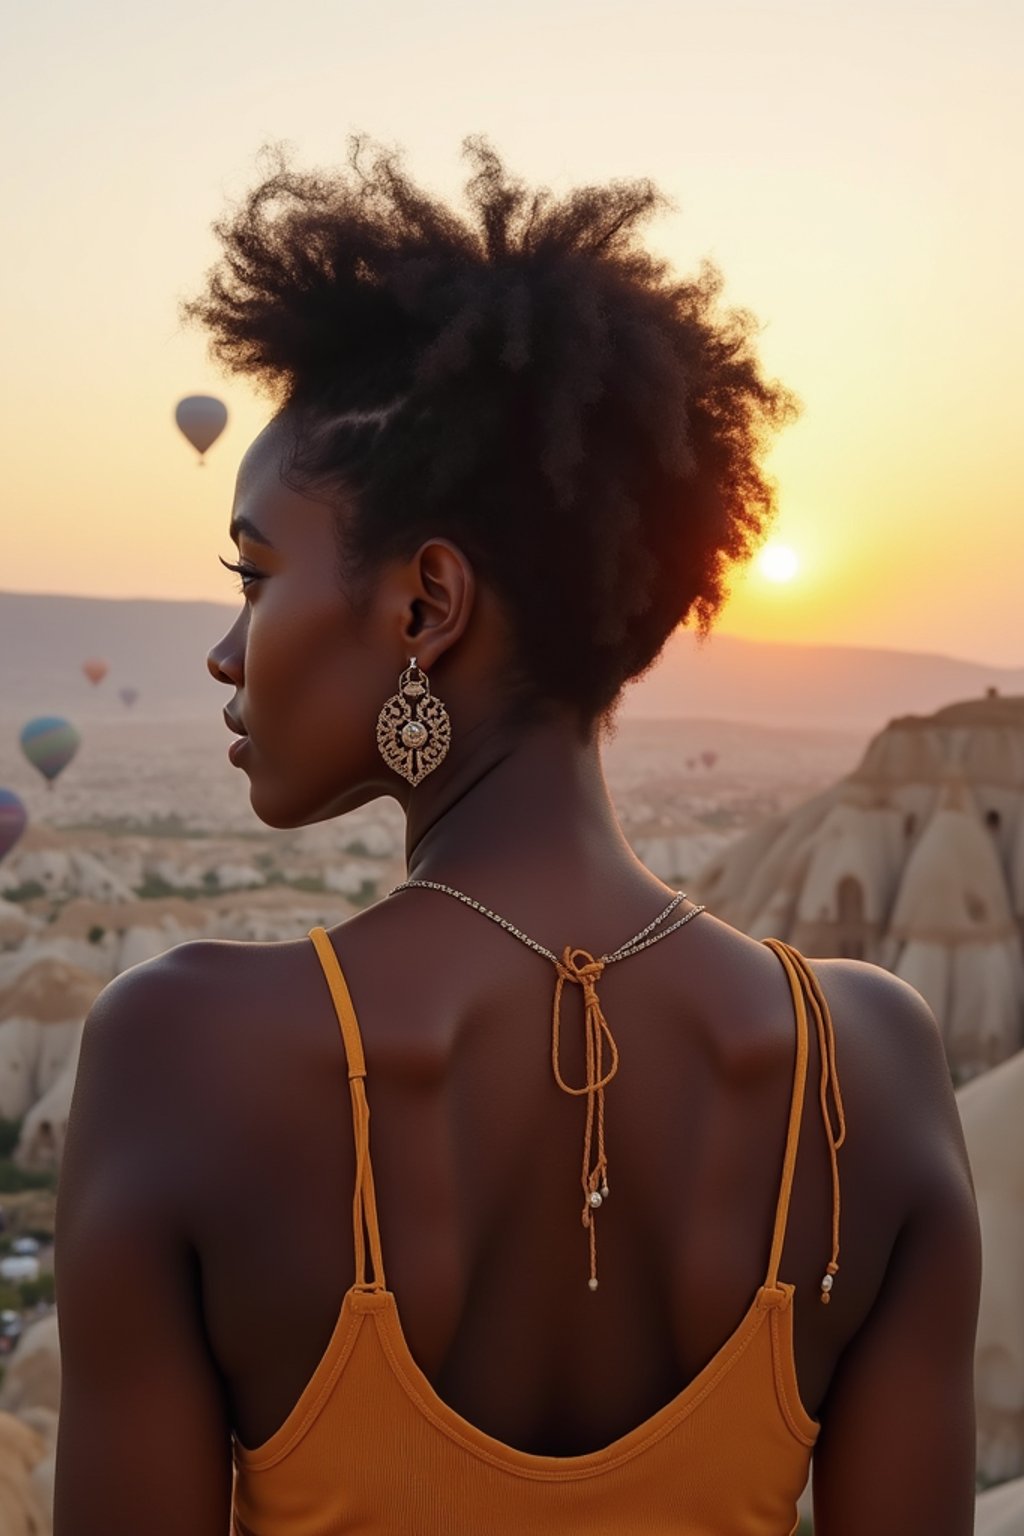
[186,138,798,724]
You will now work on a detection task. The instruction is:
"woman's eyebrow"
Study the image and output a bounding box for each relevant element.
[228,514,277,549]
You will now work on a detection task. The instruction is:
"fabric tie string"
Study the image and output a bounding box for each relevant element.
[551,947,620,1289]
[385,881,706,1290]
[800,956,847,1302]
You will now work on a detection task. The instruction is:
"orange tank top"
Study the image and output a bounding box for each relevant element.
[231,931,844,1536]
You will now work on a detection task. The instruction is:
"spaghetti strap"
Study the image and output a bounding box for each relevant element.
[761,939,846,1303]
[308,926,387,1293]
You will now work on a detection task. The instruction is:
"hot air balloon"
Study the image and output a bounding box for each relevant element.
[0,790,27,865]
[700,750,719,770]
[119,687,139,708]
[175,395,228,464]
[82,658,108,686]
[19,717,81,788]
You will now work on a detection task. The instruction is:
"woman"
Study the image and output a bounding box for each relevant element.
[54,142,979,1534]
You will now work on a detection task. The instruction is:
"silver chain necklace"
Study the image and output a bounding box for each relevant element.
[387,880,706,964]
[386,878,706,1291]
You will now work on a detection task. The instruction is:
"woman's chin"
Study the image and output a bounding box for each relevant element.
[245,778,313,831]
[245,779,347,831]
[241,757,391,830]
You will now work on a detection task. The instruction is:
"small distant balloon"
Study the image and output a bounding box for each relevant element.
[20,717,81,788]
[82,658,108,686]
[0,790,27,865]
[700,750,718,770]
[175,395,228,464]
[119,687,139,709]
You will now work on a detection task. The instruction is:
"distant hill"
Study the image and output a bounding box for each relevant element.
[0,592,231,720]
[623,628,1024,729]
[1,589,1021,730]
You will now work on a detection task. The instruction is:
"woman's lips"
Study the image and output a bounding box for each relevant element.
[227,734,250,764]
[223,707,248,763]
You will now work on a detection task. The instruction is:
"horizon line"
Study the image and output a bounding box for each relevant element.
[1,587,1021,674]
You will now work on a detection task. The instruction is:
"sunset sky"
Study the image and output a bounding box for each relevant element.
[2,0,1021,665]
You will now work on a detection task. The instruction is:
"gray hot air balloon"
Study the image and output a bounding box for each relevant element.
[175,395,228,465]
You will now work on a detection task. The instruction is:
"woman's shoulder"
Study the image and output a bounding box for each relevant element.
[77,896,451,1077]
[74,934,338,1133]
[68,932,362,1218]
[813,951,946,1059]
[804,953,971,1218]
[692,913,948,1086]
[810,955,951,1106]
[86,926,344,1017]
[700,917,965,1213]
[81,934,305,1052]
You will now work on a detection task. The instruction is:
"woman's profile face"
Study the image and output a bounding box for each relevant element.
[207,417,398,828]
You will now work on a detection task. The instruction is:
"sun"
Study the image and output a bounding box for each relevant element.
[757,542,800,584]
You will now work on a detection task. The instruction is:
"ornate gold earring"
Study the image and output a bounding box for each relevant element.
[376,658,452,786]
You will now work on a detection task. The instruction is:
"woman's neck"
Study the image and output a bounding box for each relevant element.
[402,715,662,911]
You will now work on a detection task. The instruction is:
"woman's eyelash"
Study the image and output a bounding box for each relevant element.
[219,555,262,592]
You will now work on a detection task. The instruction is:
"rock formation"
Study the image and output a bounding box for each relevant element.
[958,1049,1024,1483]
[0,1412,49,1535]
[696,694,1024,1080]
[975,1474,1024,1535]
[0,961,100,1123]
[0,1314,61,1534]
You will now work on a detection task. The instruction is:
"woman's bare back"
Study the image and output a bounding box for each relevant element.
[134,895,947,1456]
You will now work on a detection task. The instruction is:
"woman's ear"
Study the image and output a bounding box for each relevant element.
[400,539,475,667]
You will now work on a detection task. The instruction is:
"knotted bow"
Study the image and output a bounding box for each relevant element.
[551,947,620,1290]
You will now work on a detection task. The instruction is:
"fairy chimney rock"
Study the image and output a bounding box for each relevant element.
[694,694,1024,1080]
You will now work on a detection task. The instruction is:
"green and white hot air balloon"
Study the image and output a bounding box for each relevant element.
[19,716,81,788]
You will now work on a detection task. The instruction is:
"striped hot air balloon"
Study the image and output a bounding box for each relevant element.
[19,717,81,787]
[0,790,27,864]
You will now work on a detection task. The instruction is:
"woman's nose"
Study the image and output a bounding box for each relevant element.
[207,625,244,686]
